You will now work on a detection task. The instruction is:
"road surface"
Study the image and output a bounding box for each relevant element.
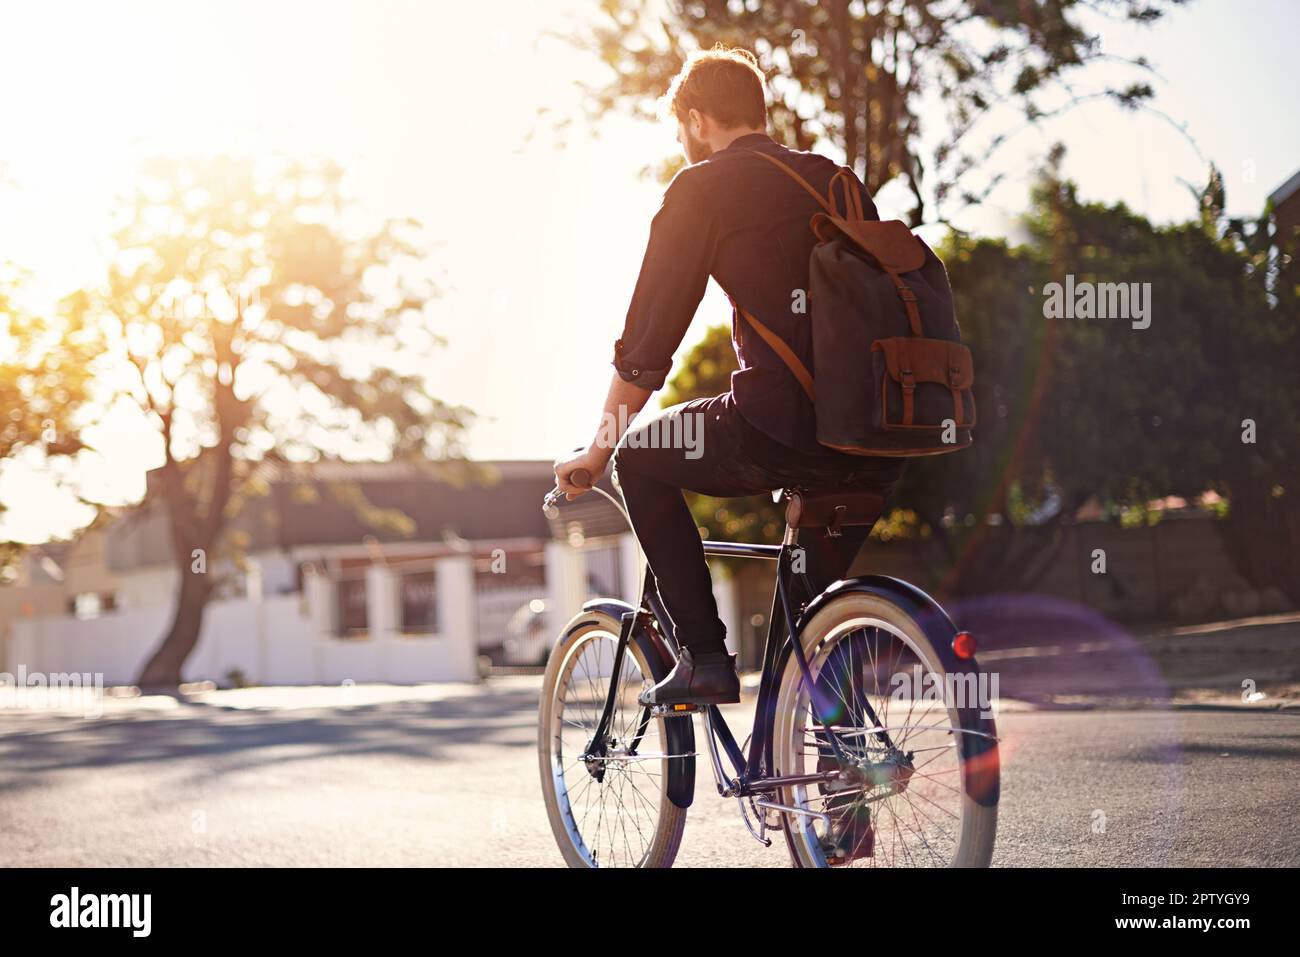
[1,678,1296,867]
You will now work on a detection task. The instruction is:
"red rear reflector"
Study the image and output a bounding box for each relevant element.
[952,631,977,659]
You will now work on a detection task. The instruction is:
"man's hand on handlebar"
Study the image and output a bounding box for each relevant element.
[553,446,610,500]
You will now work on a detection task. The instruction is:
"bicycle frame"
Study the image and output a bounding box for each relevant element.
[585,527,897,805]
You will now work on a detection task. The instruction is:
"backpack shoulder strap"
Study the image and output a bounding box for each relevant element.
[829,167,865,220]
[734,303,815,401]
[750,149,866,221]
[734,151,836,401]
[748,150,836,216]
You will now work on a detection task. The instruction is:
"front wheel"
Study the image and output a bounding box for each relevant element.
[771,591,999,867]
[537,609,688,867]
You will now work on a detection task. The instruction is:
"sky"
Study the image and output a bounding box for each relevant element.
[0,0,1297,543]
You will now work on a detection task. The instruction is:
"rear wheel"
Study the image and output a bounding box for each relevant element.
[538,610,687,867]
[771,592,998,867]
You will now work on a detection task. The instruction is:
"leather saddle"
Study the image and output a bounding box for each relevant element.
[782,487,886,537]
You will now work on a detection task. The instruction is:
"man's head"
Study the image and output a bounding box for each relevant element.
[661,45,768,164]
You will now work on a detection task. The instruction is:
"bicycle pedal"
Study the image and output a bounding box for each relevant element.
[650,702,701,718]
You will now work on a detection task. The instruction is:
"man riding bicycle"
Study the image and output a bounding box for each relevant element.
[554,46,903,708]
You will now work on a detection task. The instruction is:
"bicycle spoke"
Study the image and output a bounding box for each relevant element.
[779,612,980,868]
[546,626,680,868]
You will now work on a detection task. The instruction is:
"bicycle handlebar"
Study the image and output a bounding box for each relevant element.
[542,467,593,518]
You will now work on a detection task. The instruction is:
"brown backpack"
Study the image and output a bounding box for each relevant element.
[734,151,975,457]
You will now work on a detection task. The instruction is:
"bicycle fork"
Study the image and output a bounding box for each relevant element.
[581,609,641,782]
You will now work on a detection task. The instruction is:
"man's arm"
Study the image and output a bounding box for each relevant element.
[554,169,715,497]
[553,372,651,498]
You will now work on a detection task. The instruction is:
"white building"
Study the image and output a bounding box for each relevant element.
[1,460,732,687]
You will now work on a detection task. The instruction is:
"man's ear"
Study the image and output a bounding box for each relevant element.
[688,108,706,138]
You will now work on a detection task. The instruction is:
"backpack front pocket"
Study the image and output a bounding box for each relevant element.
[871,337,976,432]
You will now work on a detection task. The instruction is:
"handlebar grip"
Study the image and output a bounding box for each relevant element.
[570,468,592,489]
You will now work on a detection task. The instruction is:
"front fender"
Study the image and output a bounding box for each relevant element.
[789,576,999,808]
[578,599,696,809]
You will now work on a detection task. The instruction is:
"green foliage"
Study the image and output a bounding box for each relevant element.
[576,0,1184,223]
[0,265,99,573]
[903,161,1296,596]
[1192,168,1300,604]
[660,323,736,408]
[0,269,96,465]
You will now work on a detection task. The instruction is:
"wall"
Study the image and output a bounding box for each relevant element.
[6,556,480,686]
[724,511,1294,665]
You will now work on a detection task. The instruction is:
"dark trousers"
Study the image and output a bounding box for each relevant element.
[611,394,903,655]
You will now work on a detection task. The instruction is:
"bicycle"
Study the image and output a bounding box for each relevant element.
[537,469,1000,868]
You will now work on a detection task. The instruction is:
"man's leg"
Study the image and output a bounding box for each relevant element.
[611,396,761,656]
[610,395,901,705]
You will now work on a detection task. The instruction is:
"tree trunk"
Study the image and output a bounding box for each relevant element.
[1216,480,1300,609]
[136,563,213,690]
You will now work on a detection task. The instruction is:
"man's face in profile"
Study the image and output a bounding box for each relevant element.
[677,119,712,165]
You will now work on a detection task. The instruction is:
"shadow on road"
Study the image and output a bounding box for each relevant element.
[0,682,543,793]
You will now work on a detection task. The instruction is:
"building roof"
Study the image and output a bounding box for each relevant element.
[105,459,627,571]
[1269,168,1300,208]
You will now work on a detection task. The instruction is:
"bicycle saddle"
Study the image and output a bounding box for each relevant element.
[782,487,886,536]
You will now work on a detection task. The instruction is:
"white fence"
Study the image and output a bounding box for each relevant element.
[8,558,479,686]
[4,534,741,686]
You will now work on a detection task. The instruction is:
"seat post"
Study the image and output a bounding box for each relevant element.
[779,486,800,547]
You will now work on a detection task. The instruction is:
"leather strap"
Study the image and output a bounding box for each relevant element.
[750,148,867,224]
[734,152,882,403]
[885,268,925,337]
[733,302,815,401]
[748,150,836,216]
[896,339,916,425]
[830,167,864,220]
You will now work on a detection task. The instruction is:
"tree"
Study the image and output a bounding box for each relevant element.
[70,157,469,687]
[862,160,1296,600]
[1194,168,1300,605]
[575,0,1183,223]
[0,267,96,576]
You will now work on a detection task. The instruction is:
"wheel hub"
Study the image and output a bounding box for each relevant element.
[582,736,636,780]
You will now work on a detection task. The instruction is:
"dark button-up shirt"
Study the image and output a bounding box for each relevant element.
[613,133,880,455]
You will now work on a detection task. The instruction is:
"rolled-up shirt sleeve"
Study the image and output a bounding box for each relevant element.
[612,169,716,391]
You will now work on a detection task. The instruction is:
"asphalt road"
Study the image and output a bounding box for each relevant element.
[1,678,1296,867]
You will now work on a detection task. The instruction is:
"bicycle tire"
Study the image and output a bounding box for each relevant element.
[538,608,688,868]
[769,590,999,867]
